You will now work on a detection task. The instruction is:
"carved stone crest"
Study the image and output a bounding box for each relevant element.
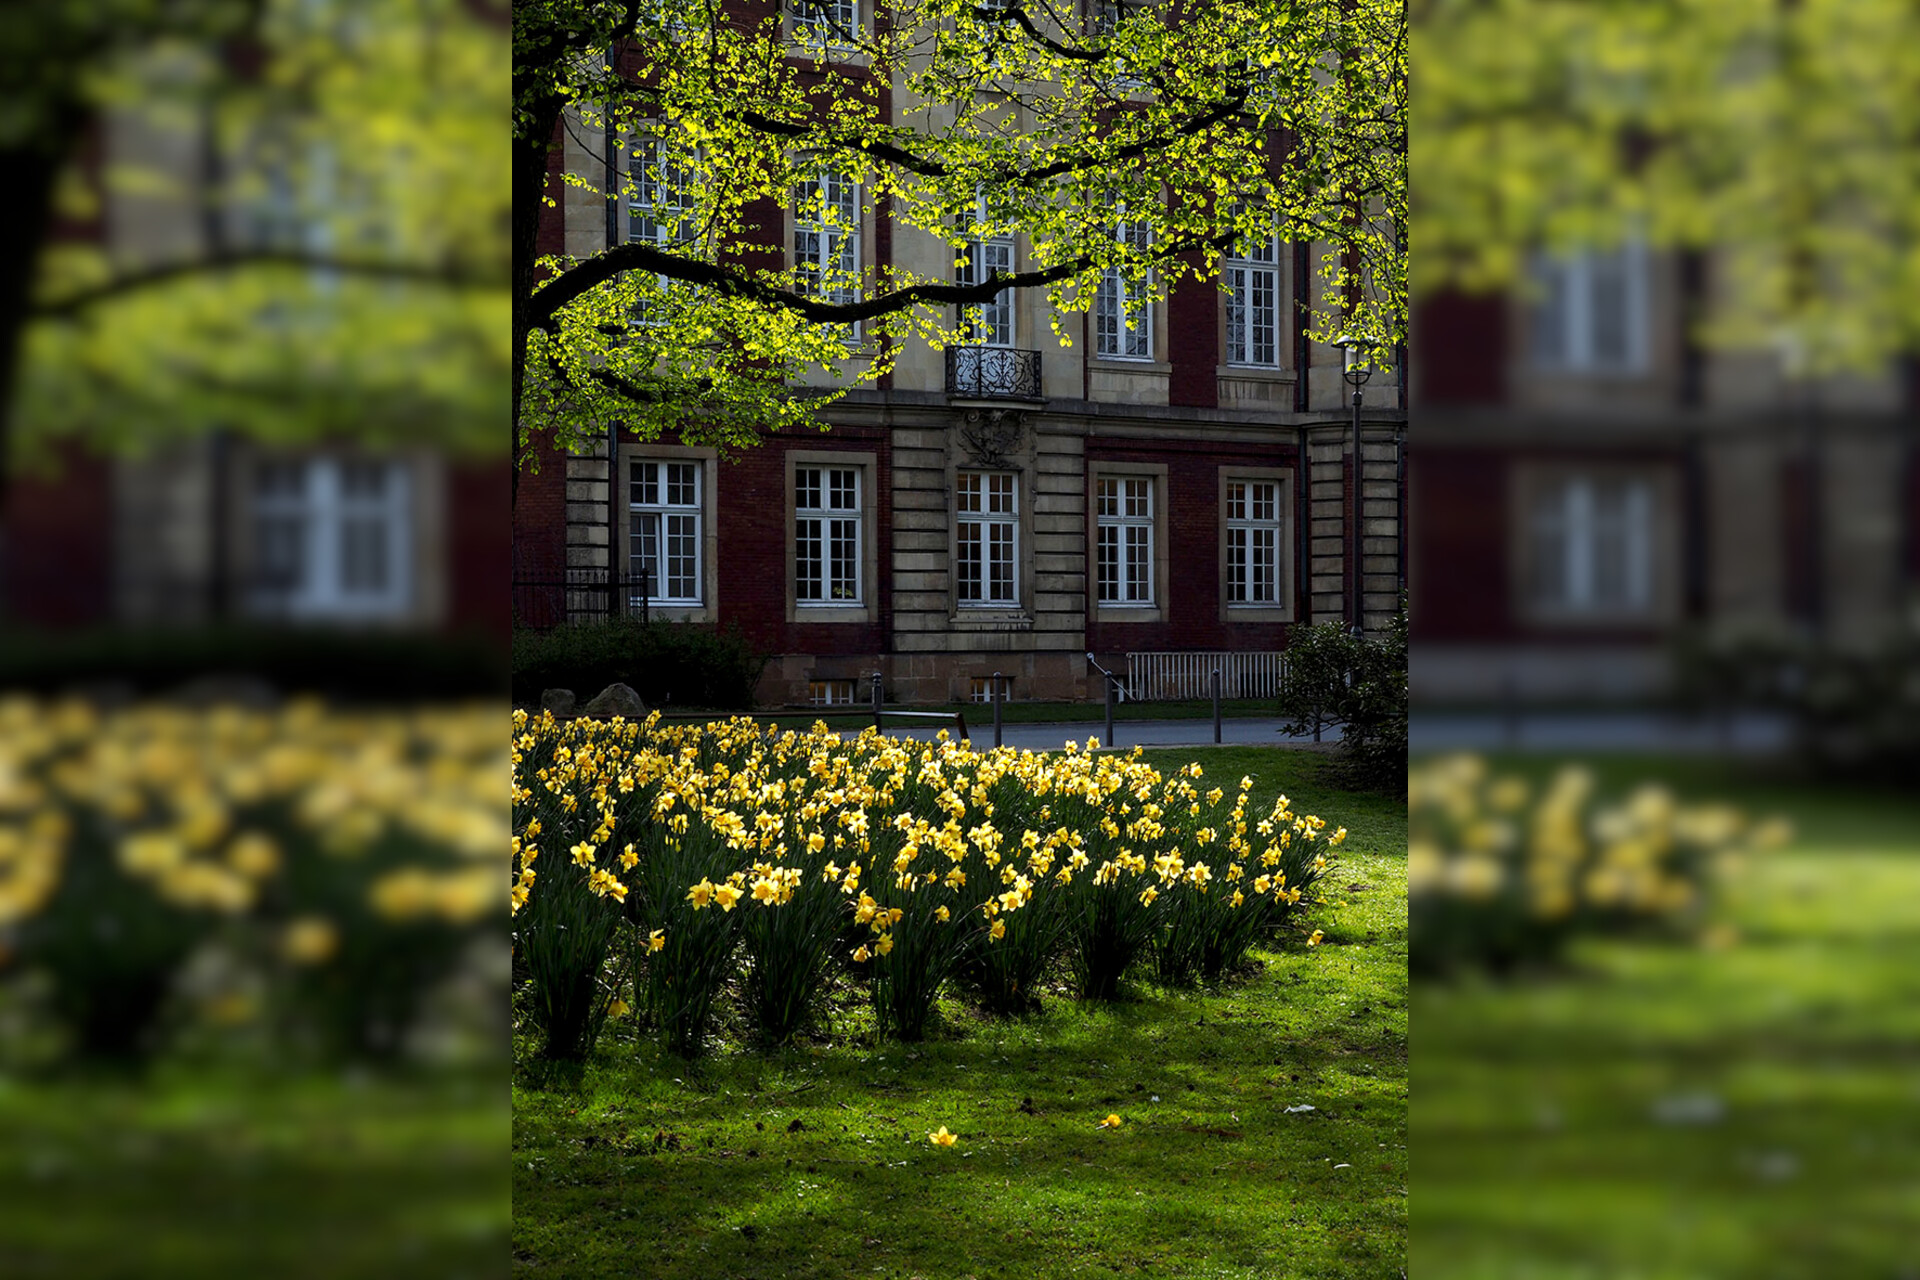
[958,408,1027,467]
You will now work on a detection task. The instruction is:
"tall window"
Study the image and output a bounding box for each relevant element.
[957,235,1016,346]
[1095,475,1154,605]
[957,471,1019,606]
[1225,479,1283,605]
[1531,241,1648,374]
[625,135,697,322]
[794,167,861,338]
[1225,226,1281,367]
[795,465,863,604]
[629,459,702,605]
[1528,475,1653,613]
[1095,212,1153,360]
[249,458,410,620]
[790,0,860,51]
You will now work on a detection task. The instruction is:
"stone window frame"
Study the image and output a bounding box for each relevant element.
[786,447,880,624]
[1087,460,1170,624]
[1217,465,1295,623]
[230,444,445,627]
[618,441,719,624]
[1510,460,1680,629]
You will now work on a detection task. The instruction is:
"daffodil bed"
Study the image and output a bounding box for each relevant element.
[1409,754,1788,974]
[512,713,1349,1060]
[514,746,1407,1280]
[0,697,503,1067]
[1412,754,1920,1279]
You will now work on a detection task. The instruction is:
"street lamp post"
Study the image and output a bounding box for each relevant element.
[1334,335,1374,634]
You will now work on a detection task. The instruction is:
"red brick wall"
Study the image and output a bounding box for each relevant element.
[2,442,113,626]
[511,437,570,581]
[1167,266,1219,408]
[1407,448,1508,641]
[447,459,510,638]
[1413,290,1507,406]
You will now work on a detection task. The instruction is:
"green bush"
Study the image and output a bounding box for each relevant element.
[1277,599,1407,789]
[511,619,767,710]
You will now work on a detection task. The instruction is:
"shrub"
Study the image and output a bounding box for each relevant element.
[1277,599,1407,789]
[511,619,767,710]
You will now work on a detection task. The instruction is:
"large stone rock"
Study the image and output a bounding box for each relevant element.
[581,682,647,720]
[540,688,576,718]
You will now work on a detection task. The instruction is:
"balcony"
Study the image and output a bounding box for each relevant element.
[945,345,1043,401]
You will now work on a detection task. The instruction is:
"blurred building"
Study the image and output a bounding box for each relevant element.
[511,0,1407,708]
[0,41,506,639]
[1412,245,1919,707]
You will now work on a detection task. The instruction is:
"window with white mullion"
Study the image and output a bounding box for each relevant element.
[957,471,1019,606]
[790,0,860,49]
[794,167,862,341]
[1530,475,1653,613]
[957,236,1016,347]
[1095,210,1153,360]
[1225,480,1283,605]
[249,458,409,620]
[629,459,703,604]
[1225,226,1281,367]
[796,465,863,604]
[1531,241,1648,374]
[1095,475,1154,605]
[623,134,697,324]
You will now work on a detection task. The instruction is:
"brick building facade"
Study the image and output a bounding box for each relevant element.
[514,10,1407,707]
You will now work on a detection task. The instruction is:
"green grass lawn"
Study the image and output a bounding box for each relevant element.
[0,1067,507,1279]
[513,749,1407,1279]
[1410,754,1920,1280]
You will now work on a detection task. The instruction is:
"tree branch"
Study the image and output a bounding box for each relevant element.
[528,228,1235,330]
[32,250,501,318]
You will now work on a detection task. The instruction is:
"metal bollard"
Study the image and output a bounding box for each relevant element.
[992,671,1004,748]
[1104,676,1115,750]
[1212,669,1222,744]
[871,670,884,734]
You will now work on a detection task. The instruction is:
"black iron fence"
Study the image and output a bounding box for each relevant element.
[945,345,1043,399]
[512,568,653,630]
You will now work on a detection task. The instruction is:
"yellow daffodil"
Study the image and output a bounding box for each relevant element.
[1097,1113,1123,1129]
[1307,929,1325,946]
[929,1126,957,1147]
[649,929,666,951]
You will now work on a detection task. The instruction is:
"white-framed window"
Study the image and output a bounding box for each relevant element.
[795,465,863,604]
[629,459,703,605]
[1095,475,1154,605]
[1224,479,1284,605]
[958,235,1016,347]
[1531,240,1649,374]
[623,134,697,323]
[249,457,411,620]
[956,470,1019,606]
[1528,475,1653,613]
[1225,225,1282,367]
[809,679,856,706]
[789,0,860,51]
[1095,211,1153,360]
[794,166,861,340]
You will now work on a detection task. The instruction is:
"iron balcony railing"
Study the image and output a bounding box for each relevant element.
[945,345,1043,400]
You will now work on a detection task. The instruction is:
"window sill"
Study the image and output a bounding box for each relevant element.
[794,603,874,624]
[1223,604,1293,624]
[1094,603,1163,624]
[1217,363,1295,381]
[949,611,1033,632]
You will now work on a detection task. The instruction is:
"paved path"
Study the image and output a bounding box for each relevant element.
[1408,711,1793,755]
[862,716,1341,751]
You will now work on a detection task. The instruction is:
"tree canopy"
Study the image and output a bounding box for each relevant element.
[513,0,1408,469]
[1414,0,1920,377]
[4,0,508,492]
